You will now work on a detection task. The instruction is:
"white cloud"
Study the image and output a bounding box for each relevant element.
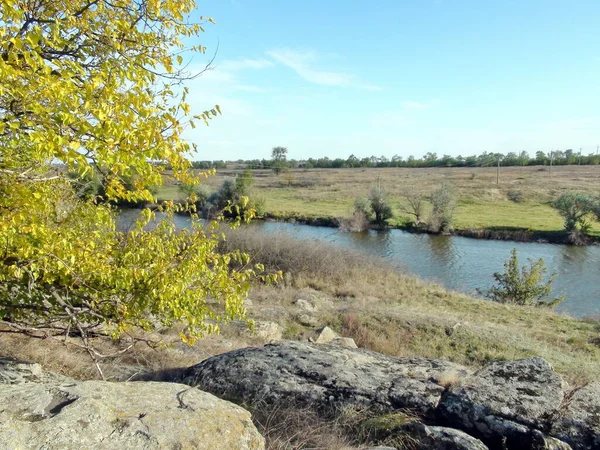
[267,48,381,90]
[218,58,275,71]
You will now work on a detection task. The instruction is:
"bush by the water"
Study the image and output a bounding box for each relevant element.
[486,248,564,308]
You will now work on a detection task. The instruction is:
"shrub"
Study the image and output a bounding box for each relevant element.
[486,248,564,308]
[399,188,425,225]
[429,183,456,233]
[507,190,524,203]
[551,192,596,233]
[368,187,393,225]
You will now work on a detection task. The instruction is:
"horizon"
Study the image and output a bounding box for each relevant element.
[182,0,600,161]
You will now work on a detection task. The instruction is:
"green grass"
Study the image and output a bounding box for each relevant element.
[156,165,600,235]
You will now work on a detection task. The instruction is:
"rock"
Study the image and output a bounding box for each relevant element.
[0,359,264,450]
[296,312,320,327]
[314,325,338,344]
[331,336,358,348]
[550,382,600,450]
[438,357,564,449]
[253,320,283,342]
[294,298,317,311]
[400,423,489,450]
[0,356,65,384]
[530,431,572,449]
[227,320,282,342]
[180,340,471,418]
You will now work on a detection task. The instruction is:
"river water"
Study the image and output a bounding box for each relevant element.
[118,211,600,318]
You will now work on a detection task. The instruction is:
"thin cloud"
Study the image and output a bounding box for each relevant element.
[267,48,381,90]
[218,58,275,71]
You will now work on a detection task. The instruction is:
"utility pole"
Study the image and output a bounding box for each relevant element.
[597,144,599,155]
[496,156,501,185]
[579,147,582,165]
[550,151,553,174]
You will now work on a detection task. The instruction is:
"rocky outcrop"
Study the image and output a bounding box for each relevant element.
[438,357,565,449]
[400,423,489,450]
[550,382,600,450]
[179,341,597,450]
[181,340,471,418]
[0,357,264,450]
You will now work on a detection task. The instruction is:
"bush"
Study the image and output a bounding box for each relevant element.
[399,188,425,226]
[507,190,524,203]
[551,192,596,233]
[429,183,456,233]
[368,187,393,225]
[486,248,564,308]
[207,170,256,219]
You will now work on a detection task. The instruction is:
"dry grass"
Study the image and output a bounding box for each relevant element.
[3,226,600,447]
[224,228,600,384]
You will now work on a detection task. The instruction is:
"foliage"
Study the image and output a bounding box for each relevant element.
[552,192,597,233]
[352,189,392,227]
[207,170,257,219]
[399,188,425,225]
[486,249,564,308]
[369,187,393,225]
[271,146,289,175]
[0,0,277,376]
[429,183,456,233]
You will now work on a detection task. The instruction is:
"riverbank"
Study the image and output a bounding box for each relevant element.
[261,210,600,245]
[4,227,600,448]
[155,165,600,244]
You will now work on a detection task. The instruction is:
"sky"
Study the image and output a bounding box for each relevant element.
[180,0,600,161]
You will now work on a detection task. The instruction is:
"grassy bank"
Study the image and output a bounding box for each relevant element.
[2,227,599,448]
[157,165,600,240]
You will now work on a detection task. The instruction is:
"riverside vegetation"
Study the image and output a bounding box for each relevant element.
[157,164,600,243]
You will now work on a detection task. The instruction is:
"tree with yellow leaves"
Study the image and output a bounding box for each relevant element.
[0,0,274,377]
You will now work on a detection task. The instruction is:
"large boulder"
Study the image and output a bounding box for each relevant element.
[400,423,489,450]
[550,382,600,450]
[437,357,565,449]
[180,340,471,418]
[0,357,264,450]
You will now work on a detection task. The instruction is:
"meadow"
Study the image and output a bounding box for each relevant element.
[158,164,600,236]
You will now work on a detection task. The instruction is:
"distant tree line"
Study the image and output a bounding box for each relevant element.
[192,149,600,170]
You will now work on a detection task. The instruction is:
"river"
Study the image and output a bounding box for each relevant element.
[118,210,600,318]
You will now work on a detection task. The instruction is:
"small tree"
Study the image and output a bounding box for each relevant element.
[271,146,289,175]
[429,183,456,233]
[369,187,393,225]
[552,192,596,233]
[399,188,425,226]
[486,249,564,308]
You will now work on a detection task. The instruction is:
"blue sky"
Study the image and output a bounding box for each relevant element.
[182,0,600,161]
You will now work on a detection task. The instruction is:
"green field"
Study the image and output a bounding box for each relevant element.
[157,164,600,235]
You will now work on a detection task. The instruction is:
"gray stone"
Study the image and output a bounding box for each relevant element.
[550,382,600,450]
[0,359,264,450]
[438,357,565,449]
[253,320,283,342]
[180,340,471,418]
[331,336,358,348]
[294,298,317,311]
[314,325,338,344]
[296,312,320,327]
[400,423,489,449]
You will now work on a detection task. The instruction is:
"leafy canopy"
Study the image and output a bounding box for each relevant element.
[0,0,275,373]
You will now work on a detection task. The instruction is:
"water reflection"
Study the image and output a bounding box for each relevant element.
[116,210,600,318]
[252,222,600,318]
